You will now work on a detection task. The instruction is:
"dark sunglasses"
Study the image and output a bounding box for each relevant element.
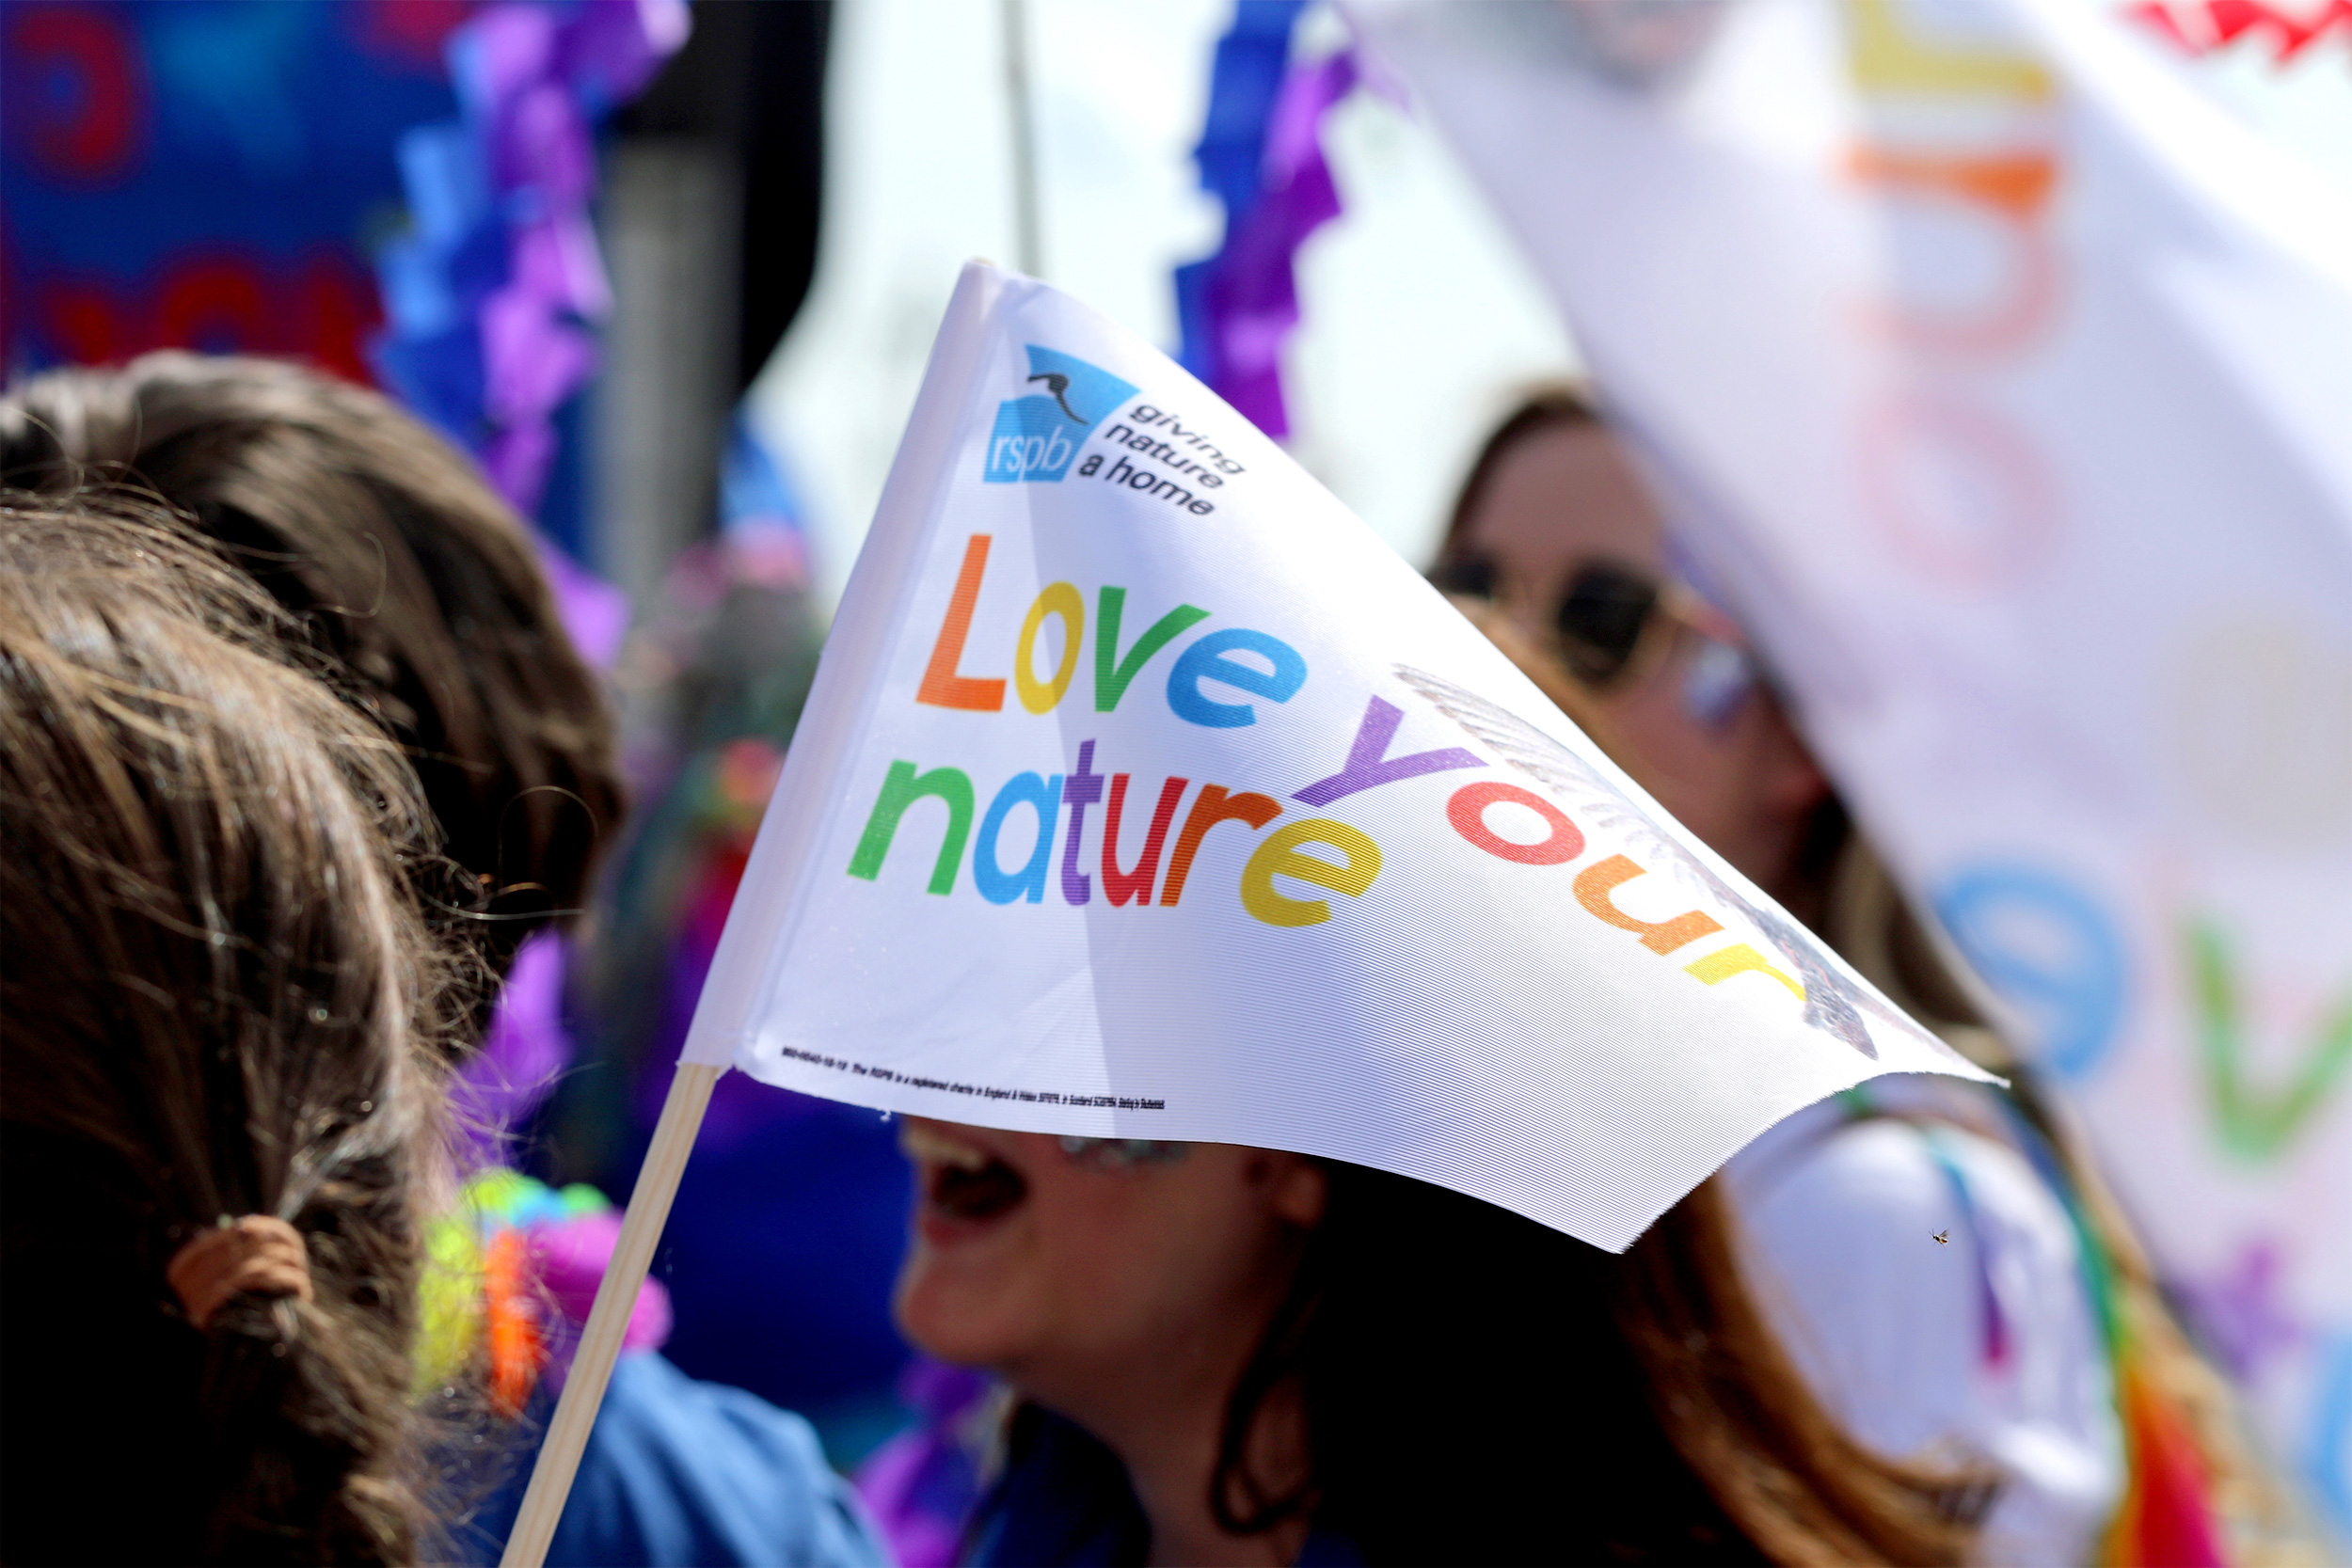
[1432,553,1662,688]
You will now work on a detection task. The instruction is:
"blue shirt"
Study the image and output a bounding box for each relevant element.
[462,1352,890,1568]
[965,1406,1359,1568]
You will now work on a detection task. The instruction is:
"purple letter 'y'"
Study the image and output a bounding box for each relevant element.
[1295,696,1483,807]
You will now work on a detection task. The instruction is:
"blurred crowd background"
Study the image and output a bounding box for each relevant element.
[8,0,1594,1470]
[6,0,2349,1528]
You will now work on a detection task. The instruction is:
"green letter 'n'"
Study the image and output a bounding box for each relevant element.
[849,761,975,894]
[1096,587,1210,712]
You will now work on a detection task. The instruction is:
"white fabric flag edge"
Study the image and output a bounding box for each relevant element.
[501,262,1006,1568]
[682,260,1006,1069]
[501,249,2021,1563]
[689,259,1998,1243]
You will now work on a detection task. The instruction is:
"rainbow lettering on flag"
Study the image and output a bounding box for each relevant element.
[678,262,1988,1254]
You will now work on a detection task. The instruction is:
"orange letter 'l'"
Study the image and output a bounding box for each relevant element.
[917,534,1008,711]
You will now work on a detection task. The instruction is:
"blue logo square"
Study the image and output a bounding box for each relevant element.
[982,345,1138,483]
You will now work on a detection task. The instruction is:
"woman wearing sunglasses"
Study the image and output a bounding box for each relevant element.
[1432,389,1828,924]
[1431,386,2276,1567]
[866,393,2277,1567]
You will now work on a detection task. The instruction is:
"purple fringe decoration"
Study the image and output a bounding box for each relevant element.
[854,1359,997,1568]
[374,8,667,1162]
[1174,3,1358,440]
[373,0,687,516]
[454,930,570,1168]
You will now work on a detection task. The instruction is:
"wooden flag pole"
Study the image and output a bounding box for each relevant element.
[498,261,1002,1567]
[497,1060,722,1568]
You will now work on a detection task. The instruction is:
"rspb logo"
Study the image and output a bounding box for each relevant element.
[983,346,1138,483]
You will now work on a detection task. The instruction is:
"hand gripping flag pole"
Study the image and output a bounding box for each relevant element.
[498,264,1008,1568]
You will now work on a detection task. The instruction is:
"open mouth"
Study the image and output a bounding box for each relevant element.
[902,1122,1030,1228]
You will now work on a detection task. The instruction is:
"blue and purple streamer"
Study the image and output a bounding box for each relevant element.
[1174,1,1359,440]
[372,0,687,517]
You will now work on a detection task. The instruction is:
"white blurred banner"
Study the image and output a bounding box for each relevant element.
[1349,0,2352,1530]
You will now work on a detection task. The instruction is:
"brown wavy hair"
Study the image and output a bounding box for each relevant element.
[1436,381,1605,592]
[1434,391,2298,1563]
[0,354,624,991]
[0,494,457,1562]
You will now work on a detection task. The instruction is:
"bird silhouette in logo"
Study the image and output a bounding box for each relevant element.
[1028,372,1085,424]
[1393,664,1972,1066]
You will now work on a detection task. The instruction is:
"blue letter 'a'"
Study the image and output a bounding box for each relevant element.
[974,772,1065,905]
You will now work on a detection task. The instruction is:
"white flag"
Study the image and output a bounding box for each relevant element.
[1348,0,2352,1516]
[683,261,1986,1252]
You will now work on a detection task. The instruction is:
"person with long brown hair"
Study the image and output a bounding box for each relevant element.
[0,494,458,1564]
[1430,386,2297,1566]
[894,1117,1988,1566]
[0,356,889,1568]
[0,352,625,995]
[866,391,2294,1568]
